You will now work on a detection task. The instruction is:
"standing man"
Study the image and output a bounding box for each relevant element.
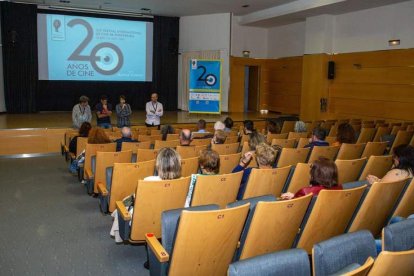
[72,95,92,129]
[145,92,163,128]
[96,95,113,129]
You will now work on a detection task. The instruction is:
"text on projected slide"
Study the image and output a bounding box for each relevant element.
[38,14,153,81]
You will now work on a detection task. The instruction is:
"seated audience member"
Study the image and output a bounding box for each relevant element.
[214,121,225,131]
[110,147,182,243]
[242,120,254,135]
[304,127,329,149]
[223,117,234,132]
[69,127,111,174]
[232,143,277,200]
[267,120,281,135]
[281,157,342,200]
[247,131,266,151]
[212,130,227,144]
[331,123,356,147]
[160,125,175,141]
[185,149,220,207]
[88,128,112,144]
[114,127,137,151]
[180,129,192,146]
[69,122,92,155]
[195,119,208,133]
[366,144,414,185]
[294,121,307,133]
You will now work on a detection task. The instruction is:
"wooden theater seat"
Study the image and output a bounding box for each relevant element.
[211,142,239,155]
[271,138,297,148]
[307,145,340,163]
[190,171,243,208]
[219,153,242,174]
[116,176,191,243]
[392,178,414,218]
[242,166,291,199]
[335,158,367,184]
[153,139,180,150]
[358,155,393,181]
[336,143,366,160]
[284,163,311,194]
[181,157,199,177]
[368,250,414,276]
[277,147,310,167]
[136,149,159,162]
[361,142,387,158]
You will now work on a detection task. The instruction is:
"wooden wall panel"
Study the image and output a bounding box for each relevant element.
[327,48,414,121]
[229,56,302,114]
[300,54,330,121]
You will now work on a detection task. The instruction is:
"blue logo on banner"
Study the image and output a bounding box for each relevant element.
[189,60,221,92]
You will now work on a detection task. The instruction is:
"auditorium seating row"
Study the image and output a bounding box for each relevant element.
[61,119,414,275]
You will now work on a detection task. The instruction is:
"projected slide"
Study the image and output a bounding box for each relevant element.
[37,14,153,81]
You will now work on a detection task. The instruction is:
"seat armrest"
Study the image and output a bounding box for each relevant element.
[84,168,94,180]
[146,233,170,263]
[97,182,108,196]
[116,201,132,221]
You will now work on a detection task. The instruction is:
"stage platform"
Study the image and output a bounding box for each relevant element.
[0,110,279,129]
[0,110,287,156]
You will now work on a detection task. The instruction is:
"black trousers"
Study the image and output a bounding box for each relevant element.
[145,123,160,130]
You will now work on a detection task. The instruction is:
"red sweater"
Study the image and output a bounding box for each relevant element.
[294,185,342,198]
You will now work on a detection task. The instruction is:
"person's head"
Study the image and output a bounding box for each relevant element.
[212,130,226,144]
[255,143,277,167]
[79,122,92,137]
[224,117,234,130]
[155,147,181,180]
[392,145,414,174]
[199,149,220,175]
[121,127,132,138]
[294,121,307,133]
[311,127,327,142]
[151,93,158,103]
[248,131,266,151]
[244,120,254,134]
[214,121,225,131]
[88,128,111,144]
[160,125,175,141]
[79,95,89,107]
[267,120,280,134]
[119,95,126,105]
[197,119,206,131]
[336,123,356,144]
[100,95,108,105]
[310,157,338,188]
[180,129,192,146]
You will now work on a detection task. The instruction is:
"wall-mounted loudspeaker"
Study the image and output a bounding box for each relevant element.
[328,61,335,79]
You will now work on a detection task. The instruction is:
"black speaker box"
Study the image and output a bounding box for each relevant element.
[328,61,335,79]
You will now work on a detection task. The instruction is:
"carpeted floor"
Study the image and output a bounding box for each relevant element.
[0,156,149,275]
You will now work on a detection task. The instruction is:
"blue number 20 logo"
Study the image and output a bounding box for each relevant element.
[67,19,124,75]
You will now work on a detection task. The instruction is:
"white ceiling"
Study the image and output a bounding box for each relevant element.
[11,0,412,27]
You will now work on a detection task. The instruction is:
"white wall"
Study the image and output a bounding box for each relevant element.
[178,13,231,111]
[231,16,268,58]
[334,1,414,53]
[305,15,335,54]
[0,6,6,112]
[267,21,306,58]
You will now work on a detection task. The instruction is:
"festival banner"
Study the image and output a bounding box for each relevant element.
[188,59,222,114]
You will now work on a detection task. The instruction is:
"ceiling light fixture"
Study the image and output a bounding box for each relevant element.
[242,4,250,8]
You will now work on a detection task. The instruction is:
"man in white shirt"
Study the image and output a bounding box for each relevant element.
[145,92,163,128]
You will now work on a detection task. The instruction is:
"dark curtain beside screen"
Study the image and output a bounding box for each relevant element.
[1,2,38,113]
[0,2,179,112]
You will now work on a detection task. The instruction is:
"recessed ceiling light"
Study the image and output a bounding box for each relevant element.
[242,4,250,8]
[140,8,151,11]
[59,0,71,3]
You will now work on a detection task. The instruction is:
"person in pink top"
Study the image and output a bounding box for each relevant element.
[281,157,342,200]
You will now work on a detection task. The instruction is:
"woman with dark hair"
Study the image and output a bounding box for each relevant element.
[332,123,356,146]
[115,95,132,128]
[281,157,342,199]
[367,144,414,185]
[267,120,281,135]
[223,117,234,132]
[69,122,92,155]
[243,120,255,135]
[185,149,220,207]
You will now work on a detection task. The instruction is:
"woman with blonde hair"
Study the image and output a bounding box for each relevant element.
[110,147,182,243]
[232,143,277,199]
